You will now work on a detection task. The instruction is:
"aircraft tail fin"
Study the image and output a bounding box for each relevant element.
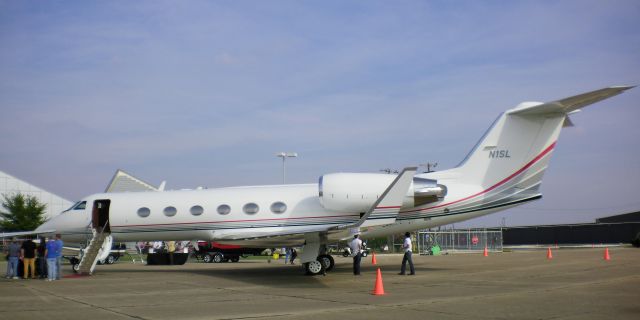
[453,86,633,199]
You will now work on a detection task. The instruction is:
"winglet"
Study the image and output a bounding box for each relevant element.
[355,167,417,228]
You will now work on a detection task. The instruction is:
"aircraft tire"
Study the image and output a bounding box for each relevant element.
[70,258,80,274]
[317,254,334,271]
[305,260,326,276]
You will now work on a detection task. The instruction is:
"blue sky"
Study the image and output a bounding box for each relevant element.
[1,1,639,227]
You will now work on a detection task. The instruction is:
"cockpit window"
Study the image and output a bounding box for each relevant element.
[63,201,86,212]
[74,201,87,210]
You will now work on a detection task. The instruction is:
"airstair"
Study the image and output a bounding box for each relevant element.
[77,222,112,275]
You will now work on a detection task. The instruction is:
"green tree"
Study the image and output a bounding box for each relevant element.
[0,193,47,231]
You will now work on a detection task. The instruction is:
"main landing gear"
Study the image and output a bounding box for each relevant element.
[300,232,338,276]
[304,254,334,276]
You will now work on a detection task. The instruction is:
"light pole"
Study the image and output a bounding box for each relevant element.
[276,152,297,184]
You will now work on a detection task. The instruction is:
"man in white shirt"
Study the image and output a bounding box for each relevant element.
[349,234,363,275]
[399,232,415,275]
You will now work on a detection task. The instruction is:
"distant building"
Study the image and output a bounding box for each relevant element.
[500,211,640,245]
[104,169,161,193]
[0,170,73,221]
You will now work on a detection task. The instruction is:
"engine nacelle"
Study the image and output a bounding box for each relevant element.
[318,173,446,212]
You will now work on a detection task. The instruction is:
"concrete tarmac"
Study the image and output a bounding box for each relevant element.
[1,248,638,320]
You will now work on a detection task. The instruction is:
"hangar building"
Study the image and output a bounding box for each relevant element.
[0,170,73,221]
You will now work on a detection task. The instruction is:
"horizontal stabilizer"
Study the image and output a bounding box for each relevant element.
[508,86,635,116]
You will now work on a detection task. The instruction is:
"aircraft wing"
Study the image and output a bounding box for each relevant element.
[0,229,57,238]
[352,167,417,228]
[508,86,635,116]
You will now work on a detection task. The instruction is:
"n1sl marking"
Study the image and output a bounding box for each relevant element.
[489,150,511,158]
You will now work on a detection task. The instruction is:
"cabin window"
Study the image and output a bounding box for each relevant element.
[137,207,151,218]
[270,202,287,214]
[190,205,204,216]
[164,206,177,217]
[243,203,259,214]
[217,204,231,215]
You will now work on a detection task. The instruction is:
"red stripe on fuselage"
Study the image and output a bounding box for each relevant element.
[401,142,557,214]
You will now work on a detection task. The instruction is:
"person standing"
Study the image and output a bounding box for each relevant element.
[284,247,290,264]
[21,236,37,279]
[45,237,58,281]
[5,238,21,279]
[54,234,63,280]
[167,241,175,265]
[289,248,297,265]
[399,232,415,275]
[37,238,47,278]
[349,234,363,275]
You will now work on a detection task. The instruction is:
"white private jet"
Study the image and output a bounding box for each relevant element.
[6,86,634,275]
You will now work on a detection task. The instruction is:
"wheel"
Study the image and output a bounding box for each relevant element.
[71,258,80,273]
[97,260,104,265]
[317,254,334,271]
[305,260,326,276]
[105,255,116,265]
[231,256,240,262]
[213,253,224,263]
[342,250,349,257]
[361,251,368,258]
[202,254,213,263]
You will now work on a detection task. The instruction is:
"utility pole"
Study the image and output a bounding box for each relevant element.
[276,152,297,184]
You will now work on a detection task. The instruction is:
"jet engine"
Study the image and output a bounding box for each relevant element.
[318,173,446,212]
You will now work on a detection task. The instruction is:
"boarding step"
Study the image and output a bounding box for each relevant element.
[77,229,112,275]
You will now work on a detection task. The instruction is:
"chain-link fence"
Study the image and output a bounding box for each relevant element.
[416,229,503,254]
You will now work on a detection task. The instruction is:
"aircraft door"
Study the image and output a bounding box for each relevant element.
[92,199,111,233]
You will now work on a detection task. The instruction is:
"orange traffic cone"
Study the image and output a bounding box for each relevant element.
[372,268,385,295]
[547,247,553,260]
[483,246,488,257]
[604,248,611,261]
[371,252,377,265]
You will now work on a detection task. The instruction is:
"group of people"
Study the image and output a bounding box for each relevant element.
[4,234,64,281]
[349,232,415,276]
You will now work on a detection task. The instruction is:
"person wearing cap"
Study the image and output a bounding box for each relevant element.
[349,234,363,275]
[399,232,415,275]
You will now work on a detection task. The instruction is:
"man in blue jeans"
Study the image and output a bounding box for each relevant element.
[45,237,58,281]
[5,238,21,279]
